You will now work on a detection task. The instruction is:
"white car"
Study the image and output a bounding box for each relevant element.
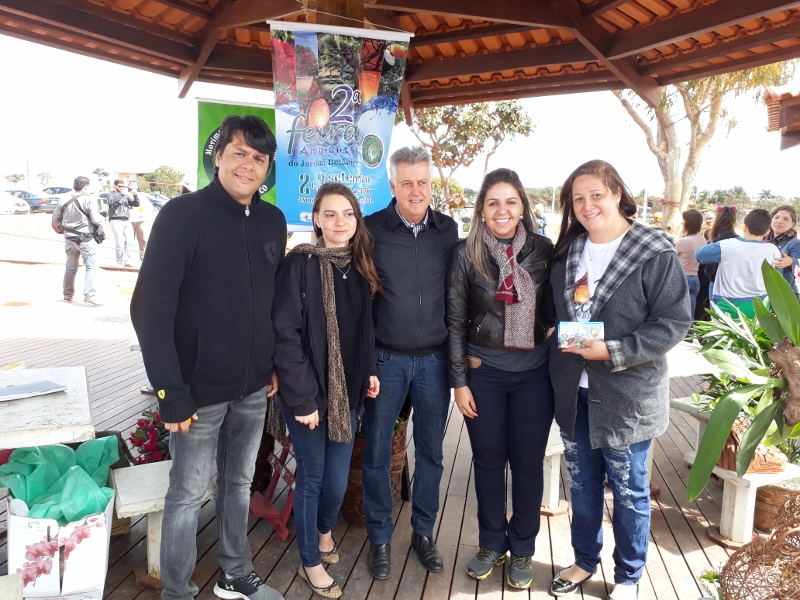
[0,191,31,214]
[42,185,74,201]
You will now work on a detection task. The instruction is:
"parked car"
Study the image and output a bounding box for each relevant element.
[0,191,30,214]
[42,186,74,201]
[144,192,169,211]
[6,189,60,213]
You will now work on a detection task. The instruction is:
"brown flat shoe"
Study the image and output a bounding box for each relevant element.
[298,565,343,599]
[320,537,339,564]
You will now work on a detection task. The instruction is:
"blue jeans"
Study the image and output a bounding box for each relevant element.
[464,362,554,556]
[63,238,96,300]
[686,275,699,317]
[283,407,356,567]
[561,389,651,586]
[160,387,267,600]
[362,347,450,543]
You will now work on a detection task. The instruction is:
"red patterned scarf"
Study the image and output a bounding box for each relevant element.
[481,222,537,349]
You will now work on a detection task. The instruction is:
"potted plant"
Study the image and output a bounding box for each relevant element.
[686,261,800,501]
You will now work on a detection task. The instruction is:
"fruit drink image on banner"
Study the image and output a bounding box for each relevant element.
[269,21,412,229]
[197,99,277,205]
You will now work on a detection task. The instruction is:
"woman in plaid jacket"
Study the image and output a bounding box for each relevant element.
[547,160,691,600]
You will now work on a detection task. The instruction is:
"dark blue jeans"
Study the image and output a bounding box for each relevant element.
[283,408,356,567]
[362,347,450,543]
[464,362,554,556]
[561,389,652,586]
[161,387,266,600]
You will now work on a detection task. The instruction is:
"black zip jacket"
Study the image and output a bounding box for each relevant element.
[365,199,459,355]
[106,191,139,221]
[445,232,556,388]
[272,252,378,418]
[130,177,287,423]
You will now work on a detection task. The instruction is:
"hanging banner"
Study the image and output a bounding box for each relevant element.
[269,21,412,229]
[197,99,277,205]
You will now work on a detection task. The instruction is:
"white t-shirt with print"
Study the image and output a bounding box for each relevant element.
[573,231,628,387]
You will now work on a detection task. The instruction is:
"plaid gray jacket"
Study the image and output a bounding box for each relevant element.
[550,220,692,448]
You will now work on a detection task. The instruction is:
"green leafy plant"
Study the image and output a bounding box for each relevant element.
[698,569,723,600]
[686,261,800,501]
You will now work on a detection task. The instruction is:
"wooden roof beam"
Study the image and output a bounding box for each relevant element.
[608,0,800,60]
[155,0,214,20]
[549,0,662,107]
[401,80,413,126]
[404,42,594,82]
[372,0,572,28]
[582,0,627,19]
[177,0,301,98]
[0,0,194,62]
[412,24,537,47]
[412,80,622,107]
[658,44,800,85]
[364,8,406,31]
[639,19,800,76]
[411,70,618,101]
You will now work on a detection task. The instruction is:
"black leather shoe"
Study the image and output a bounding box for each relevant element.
[411,532,444,573]
[550,568,593,596]
[367,542,391,580]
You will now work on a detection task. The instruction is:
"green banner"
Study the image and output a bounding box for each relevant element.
[197,100,277,204]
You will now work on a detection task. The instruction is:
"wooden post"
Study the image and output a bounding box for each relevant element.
[316,0,364,27]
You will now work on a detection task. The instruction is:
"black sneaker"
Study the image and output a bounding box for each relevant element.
[466,547,505,580]
[506,555,533,589]
[213,571,283,600]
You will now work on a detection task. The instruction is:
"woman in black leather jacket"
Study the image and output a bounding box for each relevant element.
[445,168,555,589]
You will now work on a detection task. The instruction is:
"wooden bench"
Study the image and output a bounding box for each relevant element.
[542,421,567,515]
[670,396,711,447]
[685,451,800,547]
[110,460,216,589]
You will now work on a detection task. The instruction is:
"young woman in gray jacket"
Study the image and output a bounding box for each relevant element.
[548,161,691,600]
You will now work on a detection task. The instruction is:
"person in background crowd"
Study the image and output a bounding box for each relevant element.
[767,205,800,298]
[675,209,707,318]
[446,168,555,589]
[695,208,780,319]
[131,114,286,600]
[534,203,548,237]
[128,181,151,262]
[106,179,139,267]
[548,160,690,600]
[362,146,458,581]
[702,206,739,302]
[51,175,104,307]
[271,183,381,599]
[701,211,714,239]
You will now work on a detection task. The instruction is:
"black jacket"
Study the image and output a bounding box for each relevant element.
[106,191,139,221]
[446,232,556,388]
[272,252,377,418]
[365,200,458,354]
[130,177,287,423]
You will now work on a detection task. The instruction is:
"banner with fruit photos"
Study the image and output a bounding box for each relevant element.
[197,99,277,205]
[269,21,411,230]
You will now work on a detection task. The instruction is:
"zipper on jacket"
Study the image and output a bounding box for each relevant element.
[245,205,250,217]
[242,216,254,397]
[414,230,423,349]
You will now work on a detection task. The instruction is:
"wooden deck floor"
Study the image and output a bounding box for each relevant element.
[0,335,731,599]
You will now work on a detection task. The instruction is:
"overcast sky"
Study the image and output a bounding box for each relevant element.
[1,33,798,200]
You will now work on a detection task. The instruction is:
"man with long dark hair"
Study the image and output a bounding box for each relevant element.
[131,115,286,600]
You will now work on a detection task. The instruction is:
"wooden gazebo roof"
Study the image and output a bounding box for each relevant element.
[2,0,800,112]
[765,86,800,149]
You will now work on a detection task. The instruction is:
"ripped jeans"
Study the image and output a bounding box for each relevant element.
[561,388,652,586]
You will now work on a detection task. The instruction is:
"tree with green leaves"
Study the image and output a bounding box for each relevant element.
[613,61,796,230]
[37,172,52,188]
[400,101,534,205]
[431,177,463,213]
[92,167,110,191]
[758,189,775,202]
[4,174,24,185]
[143,165,184,198]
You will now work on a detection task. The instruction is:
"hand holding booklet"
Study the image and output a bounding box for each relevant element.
[557,322,604,349]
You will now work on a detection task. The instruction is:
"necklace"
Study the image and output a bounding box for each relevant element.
[334,264,351,279]
[587,241,612,262]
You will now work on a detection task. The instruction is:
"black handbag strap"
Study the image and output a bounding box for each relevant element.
[62,194,97,239]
